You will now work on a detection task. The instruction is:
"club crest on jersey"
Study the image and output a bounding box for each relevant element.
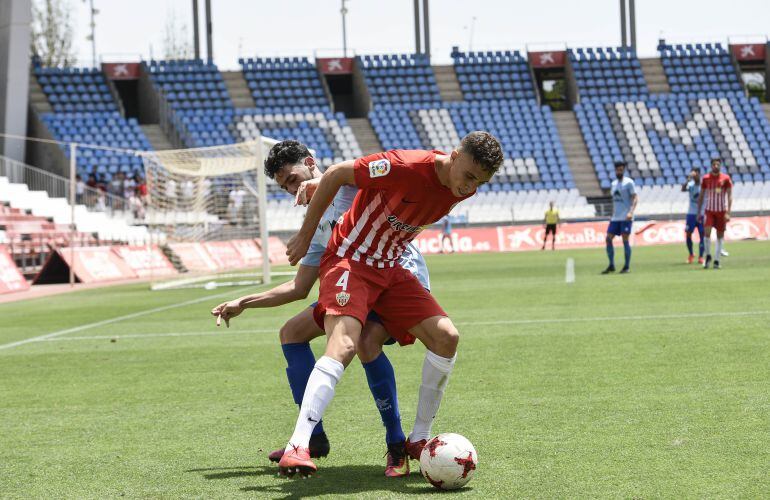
[336,292,351,306]
[368,159,391,178]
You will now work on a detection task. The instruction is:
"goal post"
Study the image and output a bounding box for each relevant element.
[138,136,280,289]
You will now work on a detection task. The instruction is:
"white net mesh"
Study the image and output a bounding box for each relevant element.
[138,138,278,289]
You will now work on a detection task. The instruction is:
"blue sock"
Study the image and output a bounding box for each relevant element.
[282,342,324,436]
[362,352,405,445]
[686,235,694,256]
[697,230,705,257]
[606,240,615,267]
[623,240,632,268]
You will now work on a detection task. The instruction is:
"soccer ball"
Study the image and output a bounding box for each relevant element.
[419,433,478,490]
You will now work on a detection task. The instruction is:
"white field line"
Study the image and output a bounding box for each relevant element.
[565,258,576,284]
[0,286,254,351]
[23,309,770,344]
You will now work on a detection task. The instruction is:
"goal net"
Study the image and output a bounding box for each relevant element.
[139,138,282,290]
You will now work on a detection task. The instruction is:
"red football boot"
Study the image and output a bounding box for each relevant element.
[687,255,694,264]
[268,432,329,463]
[405,437,427,460]
[384,442,410,477]
[278,445,317,477]
[698,256,705,265]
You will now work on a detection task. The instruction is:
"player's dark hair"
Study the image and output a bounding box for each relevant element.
[614,161,627,169]
[459,131,504,174]
[264,140,312,179]
[711,157,722,164]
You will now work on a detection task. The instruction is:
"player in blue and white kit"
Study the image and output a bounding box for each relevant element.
[211,140,428,477]
[681,167,705,264]
[602,161,638,274]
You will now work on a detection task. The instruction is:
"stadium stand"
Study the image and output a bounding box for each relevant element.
[34,65,118,113]
[146,59,232,109]
[358,53,442,105]
[576,94,770,190]
[41,112,149,180]
[32,64,151,182]
[369,100,594,222]
[0,175,148,244]
[145,59,235,148]
[658,43,744,94]
[452,50,538,101]
[569,46,648,99]
[239,57,330,113]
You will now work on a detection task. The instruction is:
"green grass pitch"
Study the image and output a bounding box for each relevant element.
[1,241,769,498]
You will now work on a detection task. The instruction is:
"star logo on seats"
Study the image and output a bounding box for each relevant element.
[540,52,555,64]
[113,64,129,76]
[740,45,755,58]
[327,59,343,71]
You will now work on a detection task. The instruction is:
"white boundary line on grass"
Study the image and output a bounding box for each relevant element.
[0,287,253,351]
[22,309,770,345]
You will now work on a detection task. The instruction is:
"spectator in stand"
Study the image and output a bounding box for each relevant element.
[109,172,124,210]
[123,173,136,200]
[75,174,85,205]
[165,177,178,210]
[182,178,195,211]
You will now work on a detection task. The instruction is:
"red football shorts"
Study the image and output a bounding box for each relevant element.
[705,211,727,232]
[313,254,446,346]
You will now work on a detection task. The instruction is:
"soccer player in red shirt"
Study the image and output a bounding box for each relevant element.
[696,157,732,269]
[276,131,503,476]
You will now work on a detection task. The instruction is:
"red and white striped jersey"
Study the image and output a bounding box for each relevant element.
[700,172,732,212]
[328,150,471,268]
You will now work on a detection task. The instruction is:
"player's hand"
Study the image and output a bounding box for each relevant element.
[211,300,244,328]
[725,213,731,222]
[626,213,633,221]
[286,231,312,266]
[295,178,320,206]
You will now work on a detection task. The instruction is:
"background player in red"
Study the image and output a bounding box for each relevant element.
[277,131,503,477]
[697,157,732,269]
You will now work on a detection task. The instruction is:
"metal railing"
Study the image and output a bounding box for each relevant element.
[0,155,132,218]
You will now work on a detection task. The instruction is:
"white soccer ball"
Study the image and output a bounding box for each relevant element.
[419,433,478,490]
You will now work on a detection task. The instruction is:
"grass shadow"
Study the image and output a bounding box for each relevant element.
[189,464,472,498]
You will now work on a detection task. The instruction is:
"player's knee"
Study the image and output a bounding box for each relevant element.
[434,323,459,357]
[328,335,357,366]
[605,235,613,244]
[357,335,382,364]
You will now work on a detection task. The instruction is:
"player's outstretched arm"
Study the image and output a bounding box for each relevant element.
[211,264,319,327]
[286,160,356,265]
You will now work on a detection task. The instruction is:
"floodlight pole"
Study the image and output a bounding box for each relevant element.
[205,0,213,63]
[413,0,421,54]
[69,143,76,287]
[620,0,627,48]
[88,0,97,66]
[192,0,200,60]
[341,0,349,57]
[629,0,637,52]
[422,0,431,61]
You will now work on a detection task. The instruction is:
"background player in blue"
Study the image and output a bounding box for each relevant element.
[440,215,454,253]
[681,167,705,264]
[602,162,638,274]
[210,140,430,477]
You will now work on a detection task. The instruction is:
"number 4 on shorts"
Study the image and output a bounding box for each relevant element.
[335,270,350,291]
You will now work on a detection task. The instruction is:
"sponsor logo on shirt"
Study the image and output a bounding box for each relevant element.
[387,214,422,233]
[368,159,391,178]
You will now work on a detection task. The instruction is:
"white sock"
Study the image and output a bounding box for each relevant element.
[286,356,344,450]
[715,238,723,260]
[409,351,456,442]
[704,236,711,256]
